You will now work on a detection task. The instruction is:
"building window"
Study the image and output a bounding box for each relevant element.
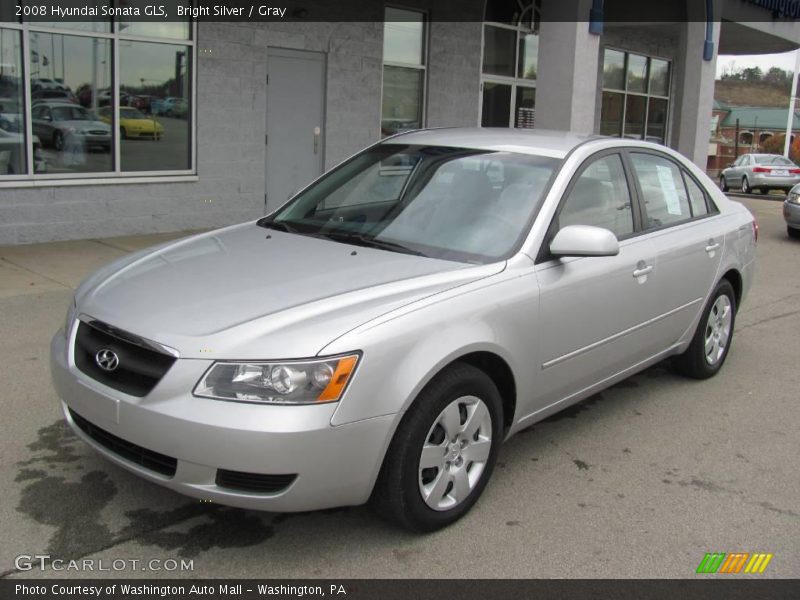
[600,49,670,143]
[381,7,426,137]
[0,13,194,183]
[480,0,539,128]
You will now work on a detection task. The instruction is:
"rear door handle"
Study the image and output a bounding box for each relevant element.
[632,265,653,278]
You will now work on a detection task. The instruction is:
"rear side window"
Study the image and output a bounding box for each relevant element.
[558,154,634,238]
[630,153,692,228]
[684,174,709,217]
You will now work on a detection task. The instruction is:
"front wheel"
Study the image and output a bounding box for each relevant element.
[673,279,736,379]
[789,226,800,239]
[371,363,503,532]
[719,176,729,192]
[741,177,751,194]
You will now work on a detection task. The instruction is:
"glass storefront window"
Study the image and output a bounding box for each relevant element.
[0,28,25,175]
[381,9,426,137]
[515,87,535,128]
[30,32,112,174]
[518,33,538,80]
[626,54,648,93]
[119,41,191,171]
[481,82,512,127]
[482,26,516,78]
[649,58,670,96]
[381,66,423,137]
[383,8,424,65]
[624,95,646,139]
[600,92,623,137]
[0,17,194,181]
[480,1,539,128]
[603,49,625,90]
[601,49,670,144]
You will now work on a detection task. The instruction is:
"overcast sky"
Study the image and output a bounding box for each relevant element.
[716,50,799,78]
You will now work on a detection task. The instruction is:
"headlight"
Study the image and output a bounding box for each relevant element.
[788,191,800,205]
[193,354,360,404]
[64,298,77,337]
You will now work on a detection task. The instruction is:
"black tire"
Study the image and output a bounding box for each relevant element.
[741,177,750,194]
[789,226,800,239]
[673,279,737,380]
[53,131,64,151]
[371,362,503,532]
[120,127,127,140]
[757,188,767,194]
[719,176,729,192]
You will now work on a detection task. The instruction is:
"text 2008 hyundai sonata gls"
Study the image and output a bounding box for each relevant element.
[51,129,757,531]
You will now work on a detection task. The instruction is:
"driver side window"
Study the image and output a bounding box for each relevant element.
[558,154,634,238]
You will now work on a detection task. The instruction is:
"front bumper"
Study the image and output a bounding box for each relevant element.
[784,200,800,228]
[50,331,394,511]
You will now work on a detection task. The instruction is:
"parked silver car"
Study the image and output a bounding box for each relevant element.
[51,129,757,531]
[785,184,800,239]
[719,153,800,194]
[31,101,111,151]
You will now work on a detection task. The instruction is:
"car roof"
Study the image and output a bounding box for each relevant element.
[382,127,599,159]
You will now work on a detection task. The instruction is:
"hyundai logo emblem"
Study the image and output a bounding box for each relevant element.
[95,348,120,372]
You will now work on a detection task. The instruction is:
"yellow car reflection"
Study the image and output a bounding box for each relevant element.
[97,107,164,140]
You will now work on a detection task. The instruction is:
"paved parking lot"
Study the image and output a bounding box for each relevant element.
[0,196,797,580]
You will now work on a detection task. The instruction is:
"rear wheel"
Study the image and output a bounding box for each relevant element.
[741,177,750,194]
[371,363,502,532]
[673,280,736,379]
[757,188,767,194]
[719,176,729,192]
[789,226,800,239]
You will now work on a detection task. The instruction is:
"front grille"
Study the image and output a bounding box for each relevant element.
[69,409,177,477]
[87,130,107,135]
[215,469,297,494]
[74,321,176,397]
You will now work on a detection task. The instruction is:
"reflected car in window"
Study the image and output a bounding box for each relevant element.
[0,98,22,132]
[51,129,757,532]
[32,102,111,152]
[96,106,164,140]
[720,153,800,194]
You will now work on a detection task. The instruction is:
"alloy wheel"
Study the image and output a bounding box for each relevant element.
[704,295,732,365]
[418,395,492,511]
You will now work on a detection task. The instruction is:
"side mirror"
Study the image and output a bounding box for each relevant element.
[727,163,734,168]
[550,225,620,257]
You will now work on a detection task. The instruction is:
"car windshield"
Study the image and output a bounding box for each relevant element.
[52,106,91,121]
[755,155,794,166]
[261,144,561,263]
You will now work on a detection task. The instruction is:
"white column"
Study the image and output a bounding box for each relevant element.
[673,20,721,167]
[535,0,600,134]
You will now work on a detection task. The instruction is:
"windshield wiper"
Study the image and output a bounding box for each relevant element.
[313,231,427,257]
[258,219,297,233]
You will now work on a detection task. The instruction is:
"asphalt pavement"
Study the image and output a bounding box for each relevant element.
[0,196,797,579]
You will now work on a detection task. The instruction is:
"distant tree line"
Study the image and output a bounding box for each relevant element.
[718,65,794,89]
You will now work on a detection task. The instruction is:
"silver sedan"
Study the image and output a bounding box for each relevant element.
[785,184,800,239]
[720,153,800,194]
[51,129,757,531]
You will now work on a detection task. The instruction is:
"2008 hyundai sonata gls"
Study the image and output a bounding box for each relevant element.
[51,129,757,531]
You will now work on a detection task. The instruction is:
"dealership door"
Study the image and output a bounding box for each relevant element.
[266,48,326,211]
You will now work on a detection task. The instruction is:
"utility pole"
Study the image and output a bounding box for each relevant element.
[784,49,800,158]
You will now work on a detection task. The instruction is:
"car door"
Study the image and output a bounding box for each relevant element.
[533,152,662,407]
[627,150,723,347]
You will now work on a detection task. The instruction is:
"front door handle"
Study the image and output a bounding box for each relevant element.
[705,242,720,253]
[632,265,653,278]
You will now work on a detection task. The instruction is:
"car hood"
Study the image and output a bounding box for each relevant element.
[76,223,503,359]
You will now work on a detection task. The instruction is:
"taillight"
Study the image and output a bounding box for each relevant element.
[791,169,800,174]
[752,219,759,244]
[752,167,771,173]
